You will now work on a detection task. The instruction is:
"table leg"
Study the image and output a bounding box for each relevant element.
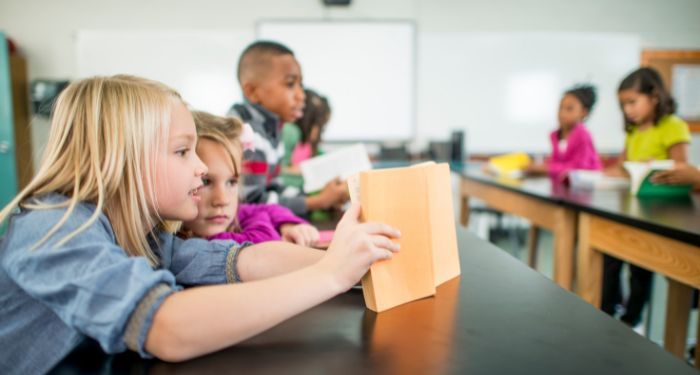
[577,213,603,307]
[664,279,692,359]
[553,209,576,291]
[527,226,540,269]
[459,194,470,227]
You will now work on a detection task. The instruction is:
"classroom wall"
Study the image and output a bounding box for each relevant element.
[2,0,700,163]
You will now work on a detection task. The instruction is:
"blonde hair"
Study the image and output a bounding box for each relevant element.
[0,75,183,266]
[191,111,243,177]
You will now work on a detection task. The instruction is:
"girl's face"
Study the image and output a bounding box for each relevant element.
[183,138,239,238]
[618,89,657,126]
[558,94,587,130]
[151,102,208,221]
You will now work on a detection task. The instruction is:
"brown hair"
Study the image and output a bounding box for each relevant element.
[294,88,331,154]
[618,67,677,133]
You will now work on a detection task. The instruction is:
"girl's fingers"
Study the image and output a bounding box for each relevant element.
[360,222,401,239]
[371,235,400,252]
[371,248,394,262]
[338,203,361,226]
[291,231,304,245]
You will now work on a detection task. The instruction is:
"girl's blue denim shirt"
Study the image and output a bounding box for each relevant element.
[0,194,247,374]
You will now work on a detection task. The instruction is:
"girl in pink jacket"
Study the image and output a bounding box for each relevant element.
[527,85,602,181]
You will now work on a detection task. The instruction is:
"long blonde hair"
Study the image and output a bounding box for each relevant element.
[0,75,183,266]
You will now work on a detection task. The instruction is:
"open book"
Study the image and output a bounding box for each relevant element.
[347,162,461,312]
[299,143,372,193]
[486,152,531,178]
[623,160,692,196]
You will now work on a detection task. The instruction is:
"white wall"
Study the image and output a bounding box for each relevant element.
[2,0,699,162]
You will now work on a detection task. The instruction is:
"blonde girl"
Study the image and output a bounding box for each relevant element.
[0,75,399,374]
[183,111,320,245]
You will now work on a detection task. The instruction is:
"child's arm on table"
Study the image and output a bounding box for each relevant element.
[145,203,399,362]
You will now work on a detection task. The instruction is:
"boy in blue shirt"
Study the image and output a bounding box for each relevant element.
[228,41,347,216]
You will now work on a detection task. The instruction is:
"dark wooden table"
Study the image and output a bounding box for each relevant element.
[51,228,697,374]
[563,187,700,362]
[457,167,578,290]
[456,165,700,365]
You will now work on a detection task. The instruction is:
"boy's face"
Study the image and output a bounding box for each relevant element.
[150,102,208,222]
[183,138,239,238]
[245,54,305,123]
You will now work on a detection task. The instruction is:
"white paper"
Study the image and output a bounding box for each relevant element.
[300,143,372,193]
[568,170,629,190]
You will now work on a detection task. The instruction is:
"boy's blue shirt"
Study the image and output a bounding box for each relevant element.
[0,193,244,374]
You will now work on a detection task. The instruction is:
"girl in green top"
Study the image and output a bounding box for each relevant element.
[602,67,691,327]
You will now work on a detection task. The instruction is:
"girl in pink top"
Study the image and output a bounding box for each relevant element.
[528,85,602,181]
[182,111,320,246]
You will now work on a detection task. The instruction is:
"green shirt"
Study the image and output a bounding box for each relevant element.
[625,115,691,161]
[281,122,302,168]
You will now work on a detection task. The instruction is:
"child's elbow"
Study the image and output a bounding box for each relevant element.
[145,310,198,362]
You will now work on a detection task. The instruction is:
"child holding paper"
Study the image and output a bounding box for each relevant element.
[228,41,348,216]
[602,67,691,327]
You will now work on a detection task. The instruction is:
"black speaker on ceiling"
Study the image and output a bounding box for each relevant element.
[323,0,351,6]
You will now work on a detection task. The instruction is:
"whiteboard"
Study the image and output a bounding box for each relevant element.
[76,30,253,115]
[258,21,415,142]
[417,32,640,154]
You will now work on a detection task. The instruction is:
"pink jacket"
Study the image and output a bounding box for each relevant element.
[207,203,306,244]
[547,123,602,181]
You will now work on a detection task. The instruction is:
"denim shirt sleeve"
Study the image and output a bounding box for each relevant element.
[1,201,179,358]
[157,232,251,284]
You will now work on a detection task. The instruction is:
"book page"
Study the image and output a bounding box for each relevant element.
[300,143,372,193]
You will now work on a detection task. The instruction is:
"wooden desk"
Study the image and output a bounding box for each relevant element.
[569,189,700,364]
[457,166,700,364]
[458,167,577,291]
[52,229,694,374]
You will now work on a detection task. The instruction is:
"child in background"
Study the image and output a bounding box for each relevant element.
[526,84,602,181]
[282,88,331,174]
[602,67,691,327]
[0,75,400,373]
[228,41,348,217]
[183,111,320,246]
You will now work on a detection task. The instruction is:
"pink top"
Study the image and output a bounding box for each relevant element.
[291,143,313,167]
[207,203,306,244]
[547,123,602,181]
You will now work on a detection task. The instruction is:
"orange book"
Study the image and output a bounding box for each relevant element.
[350,162,460,312]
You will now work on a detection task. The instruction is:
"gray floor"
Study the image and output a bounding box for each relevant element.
[463,210,698,356]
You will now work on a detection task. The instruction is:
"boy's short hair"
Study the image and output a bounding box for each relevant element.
[237,40,295,84]
[191,110,243,176]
